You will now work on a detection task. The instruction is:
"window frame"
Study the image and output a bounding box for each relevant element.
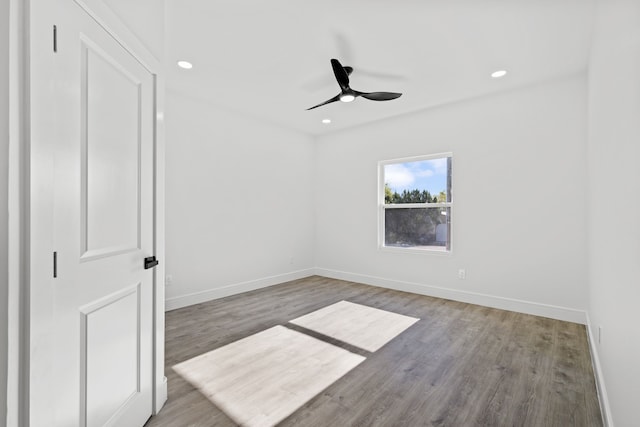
[378,152,453,254]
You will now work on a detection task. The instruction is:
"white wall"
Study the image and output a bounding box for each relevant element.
[587,1,640,425]
[315,75,589,322]
[164,90,316,309]
[0,0,10,422]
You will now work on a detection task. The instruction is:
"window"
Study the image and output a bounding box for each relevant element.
[379,153,452,252]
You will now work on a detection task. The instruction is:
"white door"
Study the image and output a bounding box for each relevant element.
[30,0,156,426]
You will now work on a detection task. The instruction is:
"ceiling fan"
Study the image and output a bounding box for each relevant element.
[306,59,402,110]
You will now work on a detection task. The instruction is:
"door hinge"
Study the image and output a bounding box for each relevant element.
[53,251,57,278]
[53,25,57,53]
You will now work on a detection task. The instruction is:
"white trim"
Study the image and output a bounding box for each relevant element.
[72,0,161,71]
[155,376,167,414]
[314,268,587,324]
[378,246,452,256]
[152,70,167,415]
[378,152,454,166]
[7,0,28,424]
[165,269,316,312]
[585,313,614,427]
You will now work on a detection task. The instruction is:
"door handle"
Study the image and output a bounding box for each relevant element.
[144,256,159,270]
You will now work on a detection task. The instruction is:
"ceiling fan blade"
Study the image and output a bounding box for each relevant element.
[357,91,402,101]
[306,94,341,110]
[331,58,350,90]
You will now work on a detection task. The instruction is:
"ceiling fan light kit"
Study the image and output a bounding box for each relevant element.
[307,58,402,110]
[339,94,355,103]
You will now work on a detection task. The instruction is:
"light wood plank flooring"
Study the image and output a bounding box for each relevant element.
[145,276,602,427]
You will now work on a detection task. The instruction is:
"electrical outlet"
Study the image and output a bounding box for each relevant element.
[165,275,173,286]
[458,269,466,279]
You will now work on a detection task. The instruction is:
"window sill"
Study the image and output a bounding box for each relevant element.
[378,245,452,256]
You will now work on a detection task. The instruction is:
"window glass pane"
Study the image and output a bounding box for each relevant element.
[384,207,450,250]
[384,157,451,204]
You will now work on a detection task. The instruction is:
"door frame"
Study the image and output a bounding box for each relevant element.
[8,0,167,424]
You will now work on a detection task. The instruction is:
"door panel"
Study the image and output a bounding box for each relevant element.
[81,284,141,427]
[81,38,142,258]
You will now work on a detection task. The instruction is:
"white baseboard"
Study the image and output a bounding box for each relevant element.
[165,268,316,311]
[585,314,614,427]
[166,266,587,324]
[154,376,168,415]
[314,268,587,324]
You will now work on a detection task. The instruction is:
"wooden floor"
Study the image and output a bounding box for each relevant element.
[145,276,603,427]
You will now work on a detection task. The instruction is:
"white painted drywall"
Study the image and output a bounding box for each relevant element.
[315,75,589,318]
[0,0,9,422]
[587,1,640,425]
[164,90,316,307]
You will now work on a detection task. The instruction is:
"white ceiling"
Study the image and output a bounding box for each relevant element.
[164,0,596,136]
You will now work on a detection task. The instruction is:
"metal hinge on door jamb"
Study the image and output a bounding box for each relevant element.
[53,25,57,52]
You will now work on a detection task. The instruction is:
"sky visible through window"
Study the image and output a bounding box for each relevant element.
[384,158,447,196]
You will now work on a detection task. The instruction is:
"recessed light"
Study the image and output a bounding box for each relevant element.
[322,119,331,124]
[177,60,193,69]
[491,70,507,78]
